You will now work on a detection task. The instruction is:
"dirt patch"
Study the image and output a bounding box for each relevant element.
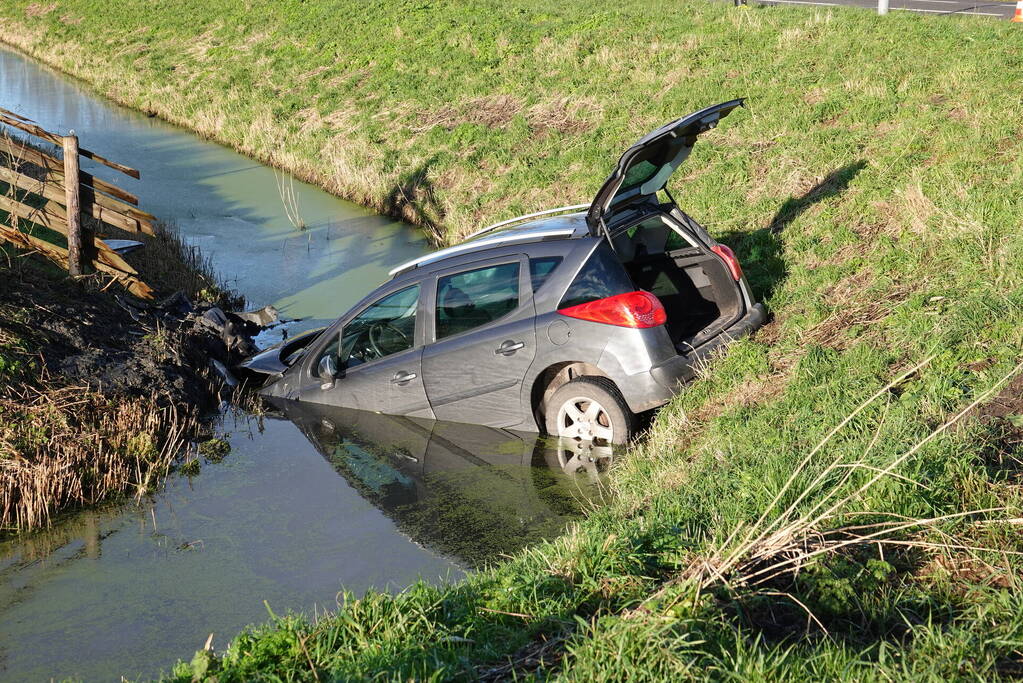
[970,372,1023,425]
[967,372,1023,482]
[1,263,237,411]
[417,94,597,137]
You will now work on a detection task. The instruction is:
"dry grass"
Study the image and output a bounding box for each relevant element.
[416,94,597,137]
[417,94,525,131]
[676,358,1023,599]
[23,3,56,18]
[0,140,235,535]
[800,276,911,350]
[0,384,197,532]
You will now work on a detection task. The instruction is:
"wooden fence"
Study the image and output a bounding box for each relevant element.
[0,107,156,298]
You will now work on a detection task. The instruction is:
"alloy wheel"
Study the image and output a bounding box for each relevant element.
[556,396,614,444]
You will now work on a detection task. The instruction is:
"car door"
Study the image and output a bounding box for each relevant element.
[421,255,536,427]
[301,282,434,419]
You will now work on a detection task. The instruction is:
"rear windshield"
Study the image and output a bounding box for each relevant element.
[610,215,692,263]
[618,137,688,194]
[559,242,635,309]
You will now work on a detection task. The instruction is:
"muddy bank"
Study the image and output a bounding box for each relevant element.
[3,265,233,409]
[0,245,254,534]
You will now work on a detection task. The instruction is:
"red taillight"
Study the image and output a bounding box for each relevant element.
[711,244,743,281]
[558,290,667,328]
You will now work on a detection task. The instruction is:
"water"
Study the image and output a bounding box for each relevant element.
[0,46,426,328]
[0,47,610,681]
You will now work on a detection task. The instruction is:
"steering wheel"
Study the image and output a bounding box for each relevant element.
[367,321,409,357]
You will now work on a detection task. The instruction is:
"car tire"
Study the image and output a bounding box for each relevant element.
[544,377,636,446]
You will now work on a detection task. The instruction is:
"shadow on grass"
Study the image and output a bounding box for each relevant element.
[382,155,446,243]
[717,159,867,305]
[719,226,786,304]
[769,160,867,234]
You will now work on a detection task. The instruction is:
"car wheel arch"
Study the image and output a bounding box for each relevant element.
[530,360,614,430]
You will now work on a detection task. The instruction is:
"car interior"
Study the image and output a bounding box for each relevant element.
[611,215,741,349]
[340,284,420,368]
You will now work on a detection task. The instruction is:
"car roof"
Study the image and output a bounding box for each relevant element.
[388,210,590,278]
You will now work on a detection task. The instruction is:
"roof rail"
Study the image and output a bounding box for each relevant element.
[463,203,589,240]
[388,228,575,277]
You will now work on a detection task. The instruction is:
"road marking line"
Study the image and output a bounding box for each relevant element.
[758,0,1006,12]
[891,6,1005,13]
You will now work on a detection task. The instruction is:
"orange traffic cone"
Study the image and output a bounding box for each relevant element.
[1013,0,1023,22]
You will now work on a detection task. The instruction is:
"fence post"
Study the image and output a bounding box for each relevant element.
[62,130,83,276]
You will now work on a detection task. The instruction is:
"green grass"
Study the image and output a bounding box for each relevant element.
[3,0,1023,679]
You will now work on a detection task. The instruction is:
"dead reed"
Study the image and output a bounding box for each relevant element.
[0,383,198,533]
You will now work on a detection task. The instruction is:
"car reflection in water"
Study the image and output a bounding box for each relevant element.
[271,398,614,568]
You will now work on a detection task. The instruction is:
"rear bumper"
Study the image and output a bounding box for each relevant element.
[623,303,767,412]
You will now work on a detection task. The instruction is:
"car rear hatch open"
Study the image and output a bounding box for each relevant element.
[585,98,745,237]
[584,99,748,351]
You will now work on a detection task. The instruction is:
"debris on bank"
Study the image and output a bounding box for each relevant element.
[0,253,274,535]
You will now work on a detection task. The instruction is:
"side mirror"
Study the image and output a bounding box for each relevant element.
[318,354,339,381]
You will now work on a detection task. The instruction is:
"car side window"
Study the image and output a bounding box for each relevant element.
[436,262,520,340]
[559,242,634,309]
[529,257,562,292]
[315,285,419,374]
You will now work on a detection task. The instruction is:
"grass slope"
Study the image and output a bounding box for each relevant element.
[2,1,1023,679]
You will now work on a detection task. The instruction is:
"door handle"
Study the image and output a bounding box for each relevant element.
[391,371,417,385]
[495,340,525,356]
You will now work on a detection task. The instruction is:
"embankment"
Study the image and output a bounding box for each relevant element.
[0,144,245,533]
[1,1,1022,679]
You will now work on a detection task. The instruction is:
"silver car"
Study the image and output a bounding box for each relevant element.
[241,99,766,443]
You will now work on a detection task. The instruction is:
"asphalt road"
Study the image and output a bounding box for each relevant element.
[754,0,1016,18]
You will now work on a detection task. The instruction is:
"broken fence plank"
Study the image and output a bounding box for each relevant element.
[91,258,153,299]
[0,113,141,179]
[0,221,69,260]
[0,165,153,234]
[0,106,34,124]
[0,135,141,207]
[0,224,154,299]
[0,193,69,234]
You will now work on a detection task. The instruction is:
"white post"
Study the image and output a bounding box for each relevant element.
[878,0,889,14]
